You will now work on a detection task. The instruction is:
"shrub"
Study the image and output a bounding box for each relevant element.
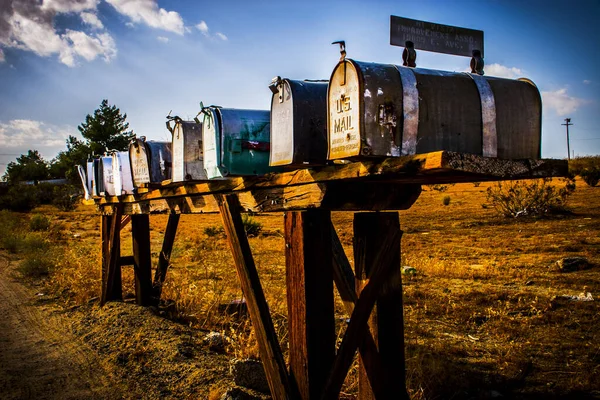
[242,215,262,236]
[204,226,225,237]
[486,178,575,218]
[0,184,39,212]
[29,214,51,231]
[52,185,80,211]
[18,251,54,278]
[580,168,599,187]
[442,195,451,206]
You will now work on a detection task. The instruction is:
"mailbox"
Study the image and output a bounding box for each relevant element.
[169,119,206,181]
[202,107,280,179]
[112,151,134,196]
[129,137,172,186]
[98,155,115,196]
[327,59,542,160]
[269,78,328,167]
[86,158,99,197]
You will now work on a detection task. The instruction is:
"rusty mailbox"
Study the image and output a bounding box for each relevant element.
[97,155,115,196]
[129,137,172,187]
[269,77,328,167]
[169,119,206,182]
[112,151,135,196]
[327,59,542,160]
[202,107,280,179]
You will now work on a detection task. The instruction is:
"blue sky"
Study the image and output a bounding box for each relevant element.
[1,0,599,176]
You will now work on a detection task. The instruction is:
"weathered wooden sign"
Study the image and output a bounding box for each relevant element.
[390,16,484,57]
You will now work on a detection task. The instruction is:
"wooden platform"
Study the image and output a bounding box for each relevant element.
[86,151,567,214]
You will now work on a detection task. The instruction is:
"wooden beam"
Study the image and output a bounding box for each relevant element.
[354,213,408,400]
[119,255,135,266]
[285,210,336,400]
[321,229,400,400]
[153,214,180,302]
[101,207,123,305]
[215,194,297,400]
[92,152,567,207]
[131,214,153,306]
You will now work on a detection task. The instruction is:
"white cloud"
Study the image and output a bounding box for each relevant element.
[157,36,169,43]
[542,88,587,116]
[0,48,5,63]
[106,0,184,35]
[485,63,523,79]
[0,1,115,66]
[41,0,99,13]
[196,20,209,35]
[0,119,73,148]
[80,11,104,29]
[583,80,592,85]
[215,32,227,41]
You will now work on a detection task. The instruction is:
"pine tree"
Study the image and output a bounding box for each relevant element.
[78,99,134,155]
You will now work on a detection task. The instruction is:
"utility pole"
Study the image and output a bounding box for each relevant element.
[562,118,573,160]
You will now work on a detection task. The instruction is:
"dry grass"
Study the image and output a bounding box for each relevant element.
[7,177,599,398]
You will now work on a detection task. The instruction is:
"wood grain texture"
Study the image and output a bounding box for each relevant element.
[101,208,123,305]
[153,214,180,303]
[216,194,298,400]
[131,215,153,306]
[285,211,335,400]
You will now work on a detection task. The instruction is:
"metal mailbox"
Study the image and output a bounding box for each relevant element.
[112,151,135,196]
[98,155,115,196]
[269,78,328,167]
[129,137,172,186]
[327,59,542,160]
[169,119,206,182]
[202,107,280,179]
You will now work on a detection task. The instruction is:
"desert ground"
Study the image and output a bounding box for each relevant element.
[0,177,598,399]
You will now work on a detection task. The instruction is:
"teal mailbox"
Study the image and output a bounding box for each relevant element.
[202,107,281,179]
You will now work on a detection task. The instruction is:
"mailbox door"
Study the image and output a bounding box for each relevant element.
[219,108,275,176]
[100,156,115,196]
[203,109,224,179]
[171,123,185,182]
[328,60,362,159]
[129,139,151,187]
[146,141,173,182]
[270,80,294,166]
[91,159,100,197]
[112,152,134,195]
[86,160,95,196]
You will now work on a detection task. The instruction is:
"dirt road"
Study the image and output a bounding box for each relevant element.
[0,254,122,400]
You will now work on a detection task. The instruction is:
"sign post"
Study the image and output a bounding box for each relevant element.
[390,15,484,57]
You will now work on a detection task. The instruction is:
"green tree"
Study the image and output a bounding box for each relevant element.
[2,150,49,183]
[49,135,92,183]
[77,99,134,155]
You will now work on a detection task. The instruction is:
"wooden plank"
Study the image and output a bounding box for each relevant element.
[93,152,567,206]
[330,223,388,398]
[153,214,180,302]
[285,210,335,400]
[321,229,400,400]
[354,213,408,400]
[215,194,297,400]
[101,207,123,305]
[119,255,135,266]
[131,214,153,306]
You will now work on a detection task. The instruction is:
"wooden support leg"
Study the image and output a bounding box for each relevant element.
[131,214,153,306]
[153,214,180,302]
[285,210,335,400]
[215,194,297,400]
[321,221,402,399]
[354,212,408,400]
[101,208,123,305]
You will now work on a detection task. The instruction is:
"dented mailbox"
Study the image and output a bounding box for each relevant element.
[169,120,206,181]
[129,137,172,186]
[327,59,542,160]
[202,107,279,179]
[112,151,135,196]
[269,78,328,167]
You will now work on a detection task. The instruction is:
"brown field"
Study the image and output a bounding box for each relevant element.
[1,177,599,399]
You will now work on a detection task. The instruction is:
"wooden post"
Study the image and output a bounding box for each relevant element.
[101,208,123,305]
[131,214,153,306]
[215,194,297,400]
[354,212,408,400]
[285,210,335,400]
[153,214,180,302]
